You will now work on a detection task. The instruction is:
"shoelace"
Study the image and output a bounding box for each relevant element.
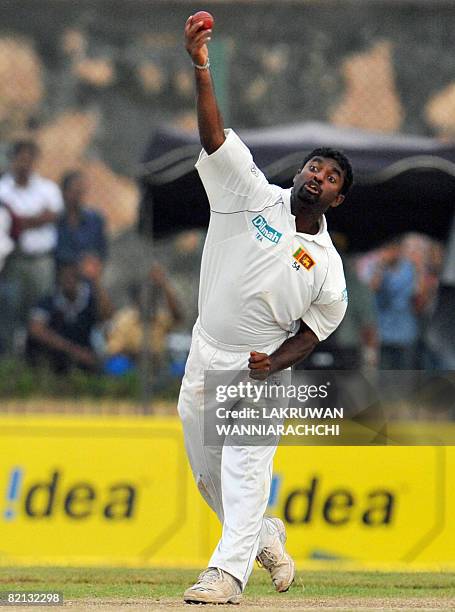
[257,547,280,569]
[196,568,222,585]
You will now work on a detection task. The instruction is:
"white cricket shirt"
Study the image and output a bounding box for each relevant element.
[195,129,348,349]
[0,173,63,255]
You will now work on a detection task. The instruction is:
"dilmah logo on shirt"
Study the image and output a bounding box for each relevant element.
[293,247,316,271]
[252,215,282,244]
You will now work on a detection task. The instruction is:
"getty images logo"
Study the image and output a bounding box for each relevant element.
[3,467,137,520]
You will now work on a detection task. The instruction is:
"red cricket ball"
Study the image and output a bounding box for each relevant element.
[192,10,214,30]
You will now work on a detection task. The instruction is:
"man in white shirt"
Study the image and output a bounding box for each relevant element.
[0,202,17,353]
[179,16,353,605]
[0,140,63,347]
[0,204,15,274]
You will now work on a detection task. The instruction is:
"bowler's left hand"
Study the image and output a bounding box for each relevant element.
[248,351,272,380]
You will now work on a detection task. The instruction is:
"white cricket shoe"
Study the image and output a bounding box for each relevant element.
[183,567,242,604]
[256,517,295,592]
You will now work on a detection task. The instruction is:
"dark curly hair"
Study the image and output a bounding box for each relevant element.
[300,147,353,196]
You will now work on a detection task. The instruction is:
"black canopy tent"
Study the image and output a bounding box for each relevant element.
[139,121,455,252]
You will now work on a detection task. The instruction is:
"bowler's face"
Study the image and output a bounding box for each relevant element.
[291,157,345,215]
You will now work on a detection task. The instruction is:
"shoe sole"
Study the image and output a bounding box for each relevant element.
[184,593,242,604]
[279,580,294,593]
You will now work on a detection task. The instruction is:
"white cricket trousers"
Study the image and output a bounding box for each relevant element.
[177,321,287,588]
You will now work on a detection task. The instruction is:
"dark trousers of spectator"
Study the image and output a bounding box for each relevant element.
[0,252,55,354]
[0,276,20,354]
[26,339,72,374]
[380,344,415,369]
[26,339,97,375]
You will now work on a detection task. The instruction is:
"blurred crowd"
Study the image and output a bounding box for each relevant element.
[0,139,196,383]
[306,232,446,371]
[0,138,448,387]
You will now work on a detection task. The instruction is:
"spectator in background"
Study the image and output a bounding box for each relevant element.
[403,235,444,369]
[0,141,63,337]
[0,202,16,274]
[368,238,418,369]
[56,171,108,272]
[167,230,205,332]
[300,233,378,370]
[106,263,182,375]
[26,261,113,373]
[331,262,378,369]
[0,202,19,353]
[329,233,378,369]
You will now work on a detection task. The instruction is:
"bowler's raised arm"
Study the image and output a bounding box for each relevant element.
[184,15,225,154]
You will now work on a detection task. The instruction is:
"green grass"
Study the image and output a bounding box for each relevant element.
[0,357,180,403]
[0,567,454,600]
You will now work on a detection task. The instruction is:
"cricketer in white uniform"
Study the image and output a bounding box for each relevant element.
[180,15,353,605]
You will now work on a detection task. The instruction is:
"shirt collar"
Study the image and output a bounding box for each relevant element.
[6,172,39,189]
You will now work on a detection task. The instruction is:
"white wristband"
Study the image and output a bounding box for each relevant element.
[192,58,210,70]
